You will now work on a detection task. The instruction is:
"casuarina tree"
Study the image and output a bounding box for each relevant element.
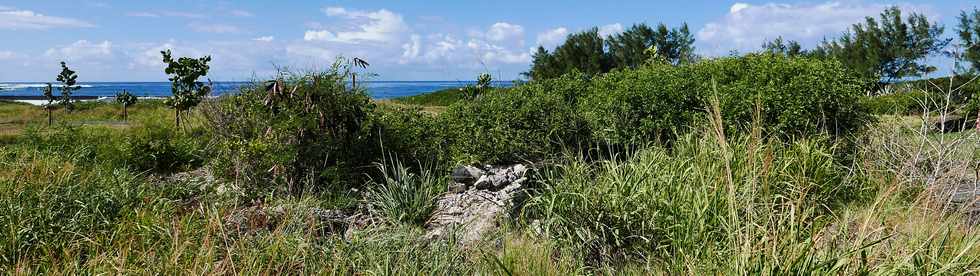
[56,62,79,113]
[115,90,138,121]
[816,6,950,84]
[161,49,212,127]
[957,8,980,73]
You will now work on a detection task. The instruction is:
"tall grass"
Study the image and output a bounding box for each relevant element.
[365,157,446,226]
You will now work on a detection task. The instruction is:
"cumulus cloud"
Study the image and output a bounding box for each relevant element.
[45,40,113,61]
[189,22,242,34]
[304,7,408,44]
[399,22,530,65]
[486,22,524,42]
[697,1,935,55]
[535,27,568,49]
[598,23,624,37]
[0,6,95,30]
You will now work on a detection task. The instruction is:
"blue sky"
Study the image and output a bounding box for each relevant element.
[0,0,976,81]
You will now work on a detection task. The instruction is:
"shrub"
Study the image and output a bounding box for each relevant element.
[203,67,377,195]
[372,105,448,166]
[862,90,935,115]
[579,54,870,143]
[123,120,203,174]
[440,74,591,164]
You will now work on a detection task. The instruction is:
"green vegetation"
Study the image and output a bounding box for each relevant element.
[815,7,949,83]
[524,22,696,80]
[4,6,980,274]
[56,62,80,113]
[161,49,212,127]
[115,90,138,121]
[958,8,980,73]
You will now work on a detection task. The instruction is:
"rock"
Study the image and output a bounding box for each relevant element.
[426,164,530,247]
[452,165,485,185]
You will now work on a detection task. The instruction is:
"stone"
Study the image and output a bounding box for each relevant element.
[452,165,485,185]
[425,164,530,247]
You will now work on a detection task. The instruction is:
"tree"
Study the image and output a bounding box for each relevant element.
[161,49,212,127]
[41,83,56,125]
[56,62,79,113]
[525,23,696,80]
[115,90,138,121]
[817,7,950,83]
[957,8,980,73]
[762,36,805,57]
[606,23,696,69]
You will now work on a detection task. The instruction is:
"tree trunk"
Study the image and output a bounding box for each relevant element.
[47,109,52,126]
[175,109,181,127]
[352,73,357,90]
[123,105,128,121]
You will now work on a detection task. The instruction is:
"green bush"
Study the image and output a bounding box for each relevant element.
[365,159,446,226]
[203,68,378,195]
[123,120,204,174]
[862,90,935,115]
[440,74,591,164]
[580,54,870,143]
[372,105,448,166]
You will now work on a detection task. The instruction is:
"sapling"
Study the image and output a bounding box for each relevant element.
[56,62,80,113]
[115,90,138,121]
[41,83,55,125]
[161,49,212,127]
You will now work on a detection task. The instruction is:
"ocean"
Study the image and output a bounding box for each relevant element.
[0,81,514,100]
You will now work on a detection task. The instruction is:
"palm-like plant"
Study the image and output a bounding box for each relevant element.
[350,57,369,89]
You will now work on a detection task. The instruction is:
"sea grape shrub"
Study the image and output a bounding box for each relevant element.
[161,50,212,127]
[440,73,591,164]
[578,64,701,144]
[203,68,378,195]
[371,105,449,167]
[579,53,869,143]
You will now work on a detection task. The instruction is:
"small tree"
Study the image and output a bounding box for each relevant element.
[56,62,79,113]
[115,90,138,121]
[41,83,56,125]
[161,49,212,127]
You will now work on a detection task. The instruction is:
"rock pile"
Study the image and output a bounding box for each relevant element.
[426,164,529,246]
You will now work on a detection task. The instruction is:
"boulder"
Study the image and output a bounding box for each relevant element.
[451,165,485,186]
[426,164,529,247]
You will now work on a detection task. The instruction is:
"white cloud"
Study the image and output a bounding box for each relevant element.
[128,11,205,19]
[536,27,568,48]
[598,23,624,37]
[45,40,113,61]
[486,22,524,42]
[230,10,253,17]
[189,22,241,34]
[130,41,205,69]
[400,34,421,62]
[304,7,408,44]
[253,36,275,42]
[467,39,530,64]
[697,1,935,55]
[0,7,95,30]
